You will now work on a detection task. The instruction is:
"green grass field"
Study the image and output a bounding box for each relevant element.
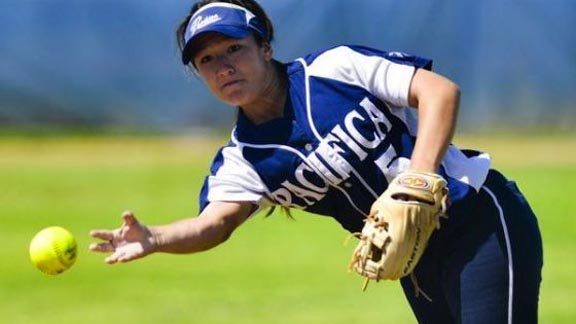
[1,134,575,323]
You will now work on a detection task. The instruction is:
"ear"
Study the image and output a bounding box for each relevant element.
[262,42,273,61]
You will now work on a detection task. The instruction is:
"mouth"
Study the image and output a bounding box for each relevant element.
[221,79,243,91]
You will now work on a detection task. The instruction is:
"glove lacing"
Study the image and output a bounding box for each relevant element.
[346,189,450,302]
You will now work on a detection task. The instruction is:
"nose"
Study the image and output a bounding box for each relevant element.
[215,55,235,77]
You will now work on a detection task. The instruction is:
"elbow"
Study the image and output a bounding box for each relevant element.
[218,227,234,244]
[444,79,460,104]
[196,201,251,251]
[452,83,461,114]
[215,215,242,245]
[452,82,461,104]
[409,69,461,109]
[440,80,460,115]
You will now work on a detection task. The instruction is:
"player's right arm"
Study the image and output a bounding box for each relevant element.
[89,201,253,264]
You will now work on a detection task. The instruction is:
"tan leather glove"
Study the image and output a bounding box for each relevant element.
[349,171,449,285]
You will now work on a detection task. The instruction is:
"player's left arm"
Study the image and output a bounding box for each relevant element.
[407,68,460,173]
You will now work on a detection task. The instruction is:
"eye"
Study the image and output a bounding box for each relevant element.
[198,55,213,65]
[228,44,243,54]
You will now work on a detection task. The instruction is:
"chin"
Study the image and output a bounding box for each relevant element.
[222,93,252,107]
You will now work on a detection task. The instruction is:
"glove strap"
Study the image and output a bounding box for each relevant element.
[410,273,432,302]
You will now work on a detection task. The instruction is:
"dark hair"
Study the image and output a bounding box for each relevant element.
[176,0,275,68]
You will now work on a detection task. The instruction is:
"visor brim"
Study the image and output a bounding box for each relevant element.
[181,25,252,65]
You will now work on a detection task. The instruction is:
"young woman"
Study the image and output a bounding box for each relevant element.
[90,1,543,323]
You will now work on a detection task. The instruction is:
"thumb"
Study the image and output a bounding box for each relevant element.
[122,210,138,226]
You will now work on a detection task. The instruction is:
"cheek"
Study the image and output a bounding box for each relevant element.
[197,70,219,92]
[236,49,267,74]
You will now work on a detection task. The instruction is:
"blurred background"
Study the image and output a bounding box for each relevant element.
[1,1,575,323]
[1,0,574,135]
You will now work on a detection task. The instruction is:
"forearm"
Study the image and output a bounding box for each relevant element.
[149,202,251,254]
[148,217,228,254]
[408,69,460,173]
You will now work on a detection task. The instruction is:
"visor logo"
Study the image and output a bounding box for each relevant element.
[190,14,222,35]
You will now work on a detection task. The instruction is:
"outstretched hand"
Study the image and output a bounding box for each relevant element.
[90,211,157,264]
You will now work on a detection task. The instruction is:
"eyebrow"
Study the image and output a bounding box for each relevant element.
[193,35,253,59]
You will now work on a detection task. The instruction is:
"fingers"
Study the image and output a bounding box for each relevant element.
[90,229,115,241]
[90,242,139,264]
[90,211,136,242]
[89,241,115,253]
[89,243,126,264]
[122,210,137,226]
[89,229,116,253]
[90,211,143,264]
[105,251,133,264]
[104,244,143,264]
[105,251,124,264]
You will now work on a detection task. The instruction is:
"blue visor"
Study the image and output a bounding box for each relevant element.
[181,3,267,64]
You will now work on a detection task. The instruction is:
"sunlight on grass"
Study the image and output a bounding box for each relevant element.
[1,134,574,323]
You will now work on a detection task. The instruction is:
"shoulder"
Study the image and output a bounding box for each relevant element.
[208,139,248,175]
[303,45,389,63]
[291,45,433,71]
[207,141,233,174]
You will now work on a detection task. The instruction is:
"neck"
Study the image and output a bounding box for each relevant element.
[241,61,287,125]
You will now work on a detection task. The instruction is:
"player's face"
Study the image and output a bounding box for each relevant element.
[193,32,274,108]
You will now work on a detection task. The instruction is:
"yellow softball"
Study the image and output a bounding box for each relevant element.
[29,226,77,275]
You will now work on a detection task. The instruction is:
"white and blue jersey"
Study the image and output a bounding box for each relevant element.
[199,45,490,232]
[198,45,542,322]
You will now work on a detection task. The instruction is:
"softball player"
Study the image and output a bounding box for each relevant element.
[90,1,543,323]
